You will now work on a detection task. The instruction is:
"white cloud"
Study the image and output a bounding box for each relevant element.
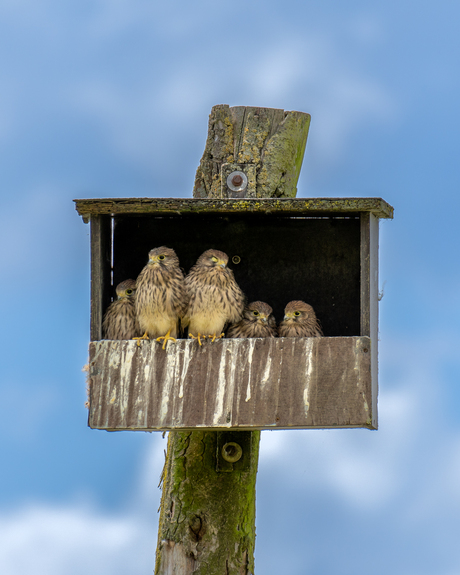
[0,504,156,575]
[67,30,398,176]
[0,433,166,575]
[260,330,460,516]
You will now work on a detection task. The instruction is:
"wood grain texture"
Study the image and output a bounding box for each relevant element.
[192,105,311,199]
[74,197,394,220]
[90,215,111,341]
[88,337,373,431]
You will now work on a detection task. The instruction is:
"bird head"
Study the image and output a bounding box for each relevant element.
[115,279,136,300]
[245,301,273,323]
[196,249,229,269]
[283,300,315,322]
[147,246,179,267]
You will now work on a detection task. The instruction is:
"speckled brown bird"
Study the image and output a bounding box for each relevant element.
[227,301,277,339]
[102,279,141,340]
[183,249,245,345]
[134,246,188,348]
[278,300,323,337]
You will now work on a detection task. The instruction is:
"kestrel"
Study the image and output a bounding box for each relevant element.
[278,300,323,337]
[102,279,140,340]
[134,246,188,348]
[227,301,277,339]
[183,249,245,344]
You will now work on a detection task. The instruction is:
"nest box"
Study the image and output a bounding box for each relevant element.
[75,196,393,432]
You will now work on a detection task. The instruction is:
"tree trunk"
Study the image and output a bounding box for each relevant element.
[156,430,260,575]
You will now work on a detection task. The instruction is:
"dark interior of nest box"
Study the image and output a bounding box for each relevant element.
[95,213,362,338]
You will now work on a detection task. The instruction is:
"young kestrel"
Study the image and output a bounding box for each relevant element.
[227,301,277,339]
[183,249,245,344]
[134,246,188,348]
[278,300,323,337]
[102,279,140,340]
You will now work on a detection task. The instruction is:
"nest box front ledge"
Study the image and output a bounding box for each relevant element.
[88,336,372,432]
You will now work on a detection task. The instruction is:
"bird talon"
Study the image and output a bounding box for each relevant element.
[189,333,204,346]
[208,333,225,343]
[133,332,150,347]
[156,330,176,350]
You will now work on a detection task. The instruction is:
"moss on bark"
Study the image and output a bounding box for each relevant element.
[156,431,260,575]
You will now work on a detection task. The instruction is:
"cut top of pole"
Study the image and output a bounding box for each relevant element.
[193,105,311,199]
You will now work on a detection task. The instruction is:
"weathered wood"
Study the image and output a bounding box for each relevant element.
[90,215,111,341]
[88,337,373,430]
[360,212,379,428]
[193,105,311,199]
[74,197,394,221]
[155,430,259,575]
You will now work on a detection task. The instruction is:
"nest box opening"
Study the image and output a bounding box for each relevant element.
[109,213,360,337]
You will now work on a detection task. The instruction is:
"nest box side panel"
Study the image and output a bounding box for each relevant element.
[360,212,379,428]
[90,215,112,341]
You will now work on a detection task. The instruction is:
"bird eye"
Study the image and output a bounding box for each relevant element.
[126,289,133,295]
[294,311,301,316]
[211,256,218,263]
[158,255,166,260]
[252,310,259,316]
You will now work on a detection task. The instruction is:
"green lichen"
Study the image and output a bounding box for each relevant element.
[156,430,260,575]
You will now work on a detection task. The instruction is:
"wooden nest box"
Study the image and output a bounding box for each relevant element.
[75,105,393,433]
[75,196,393,432]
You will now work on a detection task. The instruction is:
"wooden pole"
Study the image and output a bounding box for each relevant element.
[156,431,260,575]
[193,105,310,199]
[155,105,311,574]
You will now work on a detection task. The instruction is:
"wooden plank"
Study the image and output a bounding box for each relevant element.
[369,213,379,429]
[88,337,372,431]
[360,212,371,337]
[360,212,379,429]
[74,197,394,221]
[90,215,112,341]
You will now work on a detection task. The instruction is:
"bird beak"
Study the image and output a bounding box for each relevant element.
[217,259,226,268]
[284,312,294,320]
[261,316,267,323]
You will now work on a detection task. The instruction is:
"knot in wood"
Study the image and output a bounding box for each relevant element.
[189,514,205,542]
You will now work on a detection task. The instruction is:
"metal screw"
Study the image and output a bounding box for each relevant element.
[363,348,369,353]
[221,442,243,463]
[231,174,243,187]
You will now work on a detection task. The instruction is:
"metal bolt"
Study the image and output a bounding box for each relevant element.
[231,174,243,187]
[221,442,243,463]
[363,348,369,353]
[226,170,248,192]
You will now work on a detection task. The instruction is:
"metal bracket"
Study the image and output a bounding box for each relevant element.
[216,431,253,472]
[221,163,257,198]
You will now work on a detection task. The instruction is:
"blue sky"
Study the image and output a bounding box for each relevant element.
[1,1,460,573]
